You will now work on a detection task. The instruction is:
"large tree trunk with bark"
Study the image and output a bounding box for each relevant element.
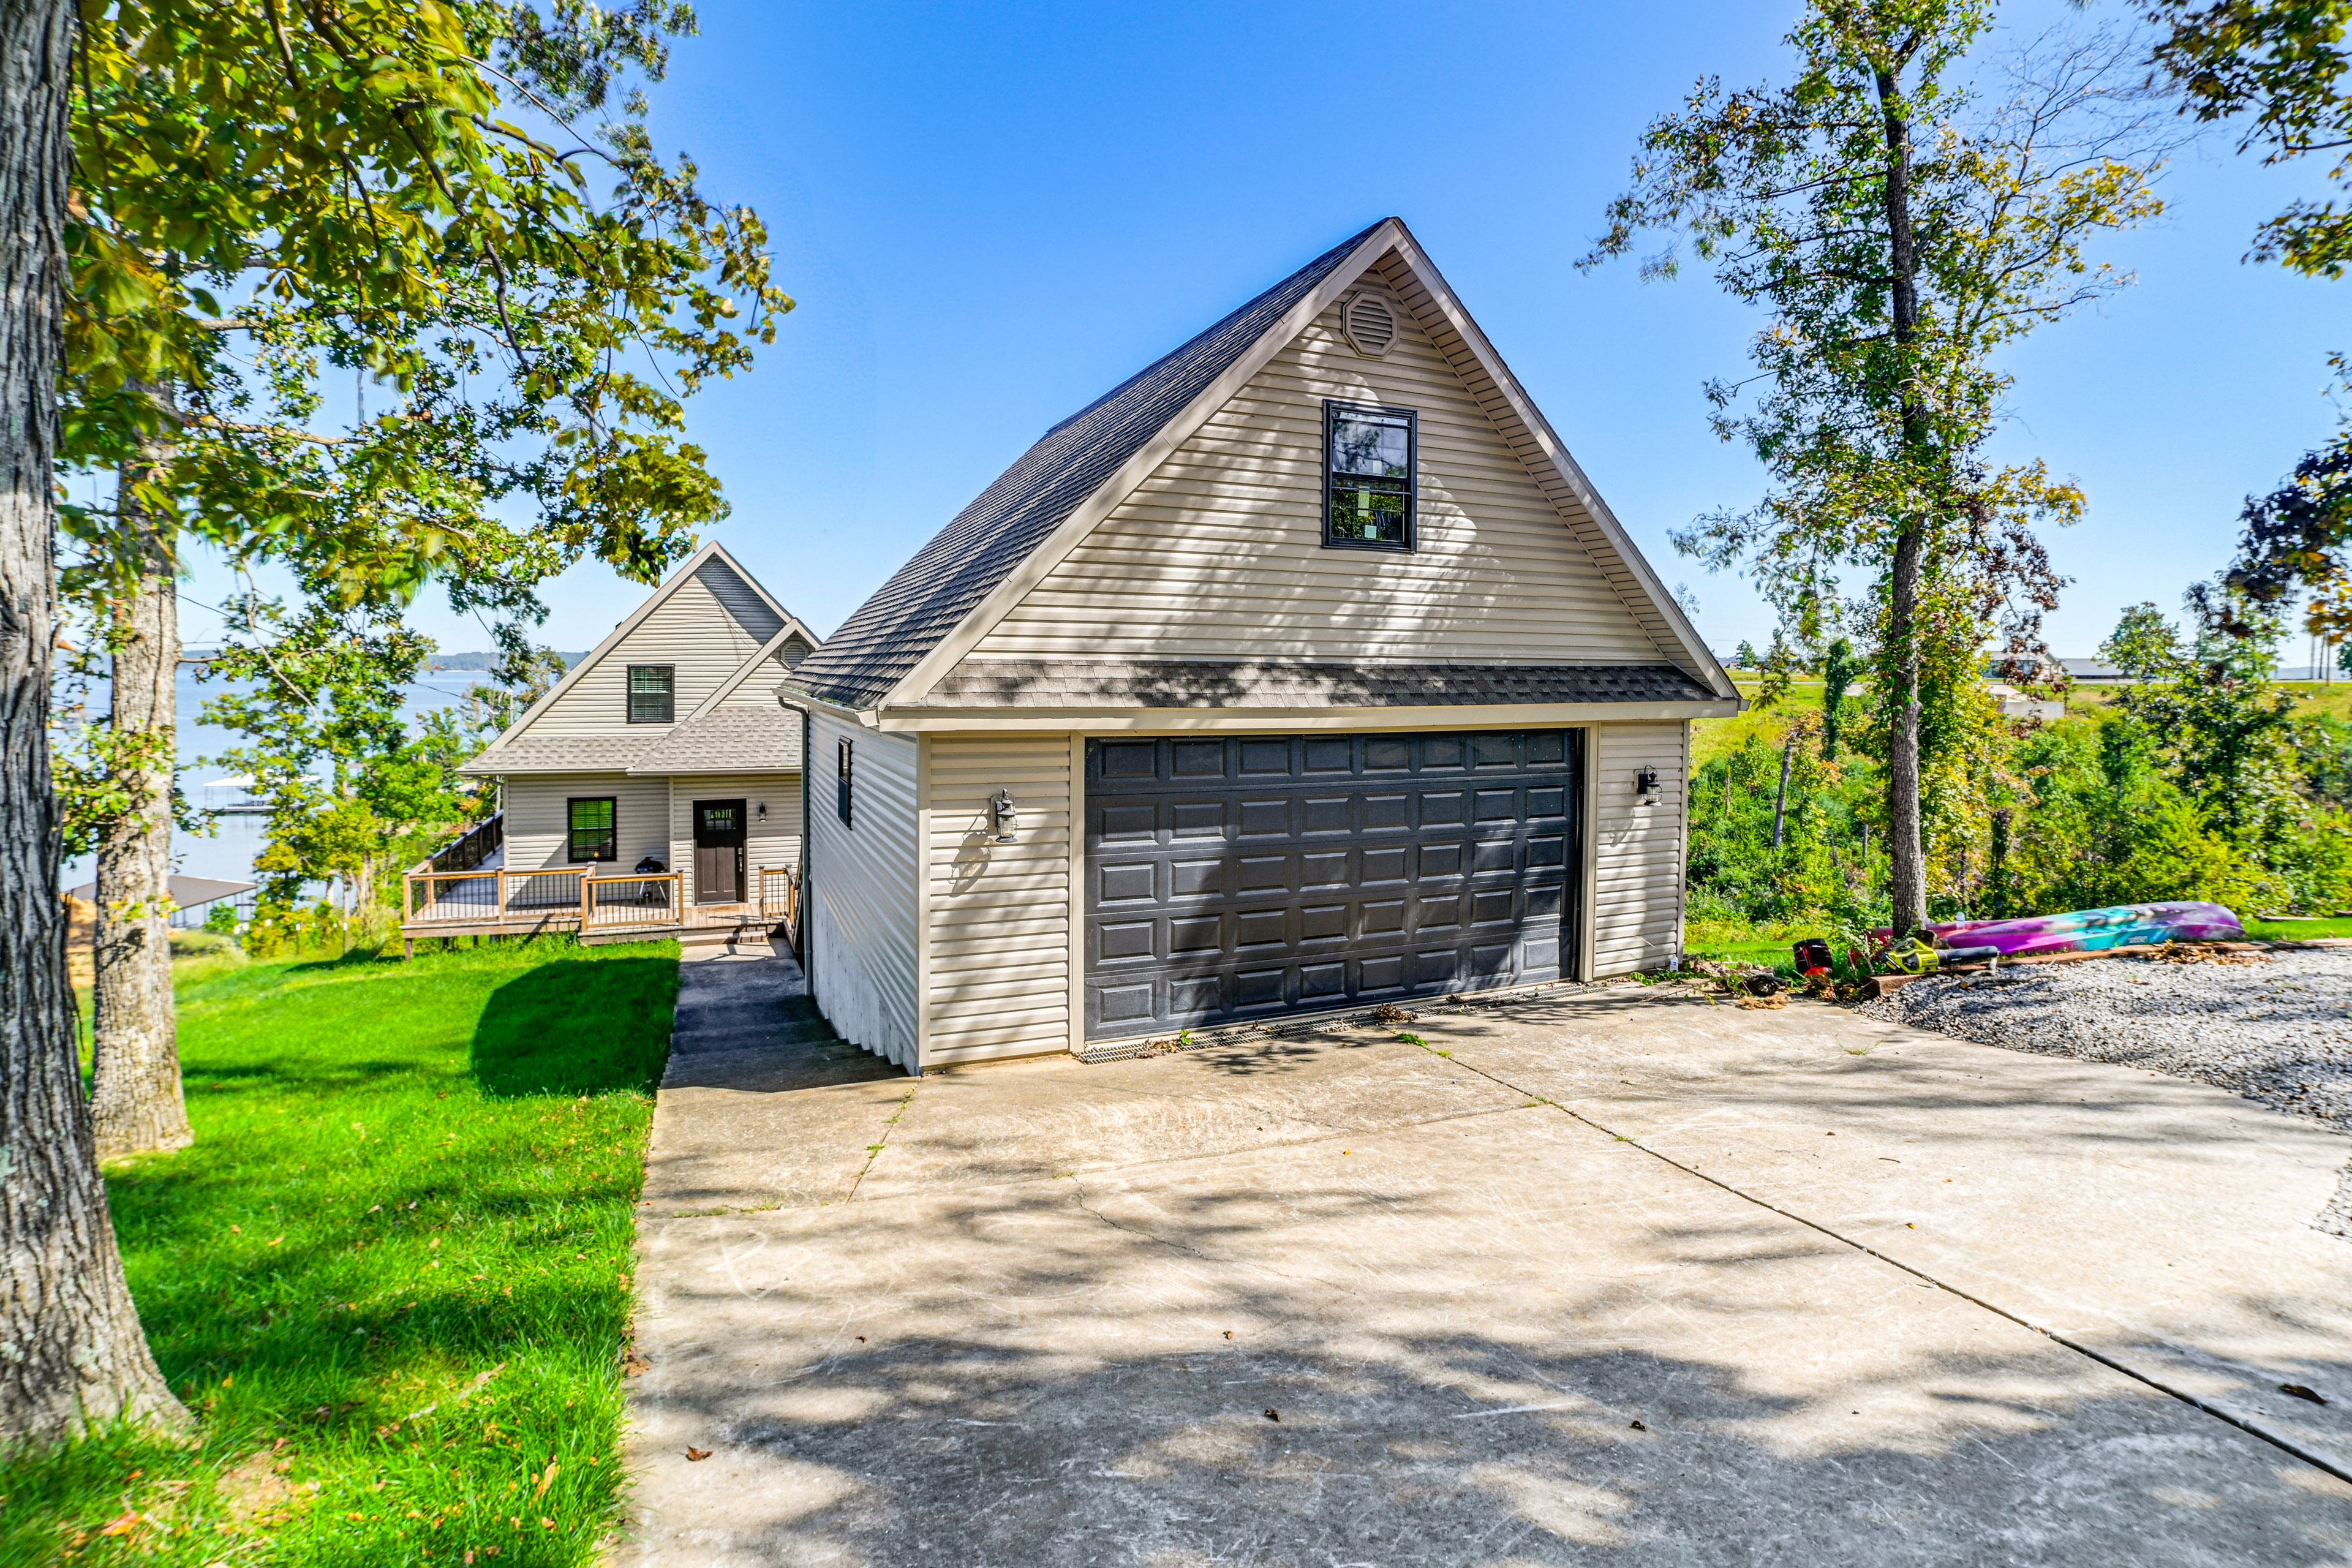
[1886,522,1929,936]
[1877,61,1932,939]
[0,0,188,1441]
[89,454,189,1159]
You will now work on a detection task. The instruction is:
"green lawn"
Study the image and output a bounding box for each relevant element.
[4,936,679,1566]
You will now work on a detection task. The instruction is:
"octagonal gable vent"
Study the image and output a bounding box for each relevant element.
[1342,291,1400,358]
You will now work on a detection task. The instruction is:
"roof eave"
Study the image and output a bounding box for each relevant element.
[864,698,1744,733]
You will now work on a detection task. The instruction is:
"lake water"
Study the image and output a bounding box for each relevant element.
[60,667,492,895]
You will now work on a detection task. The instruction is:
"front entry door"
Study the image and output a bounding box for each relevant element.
[693,799,746,904]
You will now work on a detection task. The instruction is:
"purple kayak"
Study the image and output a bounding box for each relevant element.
[1877,900,2246,960]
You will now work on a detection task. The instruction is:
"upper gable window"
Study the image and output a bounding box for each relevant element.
[627,665,675,724]
[1323,401,1415,551]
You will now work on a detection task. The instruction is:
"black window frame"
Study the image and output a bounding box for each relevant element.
[836,738,854,829]
[1321,399,1417,552]
[566,796,618,863]
[626,664,676,724]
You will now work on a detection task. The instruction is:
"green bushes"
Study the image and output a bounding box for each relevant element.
[1691,701,2352,929]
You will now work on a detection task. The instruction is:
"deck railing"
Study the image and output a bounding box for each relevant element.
[757,865,800,943]
[427,811,505,873]
[402,865,681,932]
[585,872,679,929]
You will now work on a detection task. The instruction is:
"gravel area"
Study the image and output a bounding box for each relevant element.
[1857,948,2352,1238]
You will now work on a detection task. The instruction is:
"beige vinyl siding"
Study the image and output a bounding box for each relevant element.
[534,559,779,734]
[922,733,1072,1066]
[965,293,1665,667]
[717,651,810,709]
[665,773,804,904]
[807,712,920,1069]
[1588,722,1688,977]
[500,774,670,872]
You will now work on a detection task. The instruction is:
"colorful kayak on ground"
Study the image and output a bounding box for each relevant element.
[1873,900,2245,959]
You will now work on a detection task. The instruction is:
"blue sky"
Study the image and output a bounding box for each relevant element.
[179,0,2352,662]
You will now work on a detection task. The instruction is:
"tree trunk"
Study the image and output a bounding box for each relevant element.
[0,0,188,1441]
[1771,734,1793,851]
[1886,523,1928,934]
[1877,61,1932,939]
[89,458,189,1159]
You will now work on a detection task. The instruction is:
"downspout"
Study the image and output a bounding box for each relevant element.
[797,701,812,971]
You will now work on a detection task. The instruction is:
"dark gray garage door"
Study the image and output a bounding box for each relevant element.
[1084,730,1580,1039]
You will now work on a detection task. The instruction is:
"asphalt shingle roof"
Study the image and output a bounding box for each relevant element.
[457,734,657,775]
[625,706,803,774]
[910,660,1719,709]
[782,220,1392,710]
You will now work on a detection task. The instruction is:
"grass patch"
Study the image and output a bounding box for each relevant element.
[2245,916,2352,940]
[4,935,679,1566]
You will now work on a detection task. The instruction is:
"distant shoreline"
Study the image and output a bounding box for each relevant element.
[420,652,586,673]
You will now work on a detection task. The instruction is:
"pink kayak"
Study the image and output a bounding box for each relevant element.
[1873,900,2245,960]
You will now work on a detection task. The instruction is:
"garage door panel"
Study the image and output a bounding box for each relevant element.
[1301,849,1351,887]
[1235,908,1289,950]
[1172,740,1223,775]
[1420,790,1468,826]
[1100,804,1156,841]
[1084,730,1582,1039]
[1098,862,1156,904]
[1172,802,1226,837]
[1101,742,1157,778]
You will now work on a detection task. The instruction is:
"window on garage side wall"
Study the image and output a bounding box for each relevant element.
[837,739,853,829]
[567,797,617,862]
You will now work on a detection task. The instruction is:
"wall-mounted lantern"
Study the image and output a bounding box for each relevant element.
[1634,766,1660,807]
[990,788,1020,843]
[756,800,768,823]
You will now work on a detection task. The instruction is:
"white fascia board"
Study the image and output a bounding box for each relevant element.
[869,219,1412,715]
[1385,228,1740,702]
[773,684,881,728]
[870,699,1744,733]
[464,538,730,763]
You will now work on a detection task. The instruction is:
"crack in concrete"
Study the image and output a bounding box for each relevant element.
[845,1082,921,1203]
[1398,1034,2352,1488]
[1066,1178,1213,1259]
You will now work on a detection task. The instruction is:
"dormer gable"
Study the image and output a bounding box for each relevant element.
[465,543,813,774]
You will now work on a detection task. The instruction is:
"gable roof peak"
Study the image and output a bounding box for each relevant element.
[466,537,812,760]
[782,218,1732,712]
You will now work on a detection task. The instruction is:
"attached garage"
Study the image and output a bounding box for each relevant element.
[1084,731,1578,1038]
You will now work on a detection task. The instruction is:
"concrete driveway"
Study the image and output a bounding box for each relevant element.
[617,952,2352,1566]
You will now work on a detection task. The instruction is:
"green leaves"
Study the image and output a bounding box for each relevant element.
[1594,7,2168,924]
[2143,1,2352,276]
[62,0,790,618]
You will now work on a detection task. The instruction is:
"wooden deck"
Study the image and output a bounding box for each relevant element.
[399,864,800,954]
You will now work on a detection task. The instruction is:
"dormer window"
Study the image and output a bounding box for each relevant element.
[1323,401,1415,551]
[627,665,674,723]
